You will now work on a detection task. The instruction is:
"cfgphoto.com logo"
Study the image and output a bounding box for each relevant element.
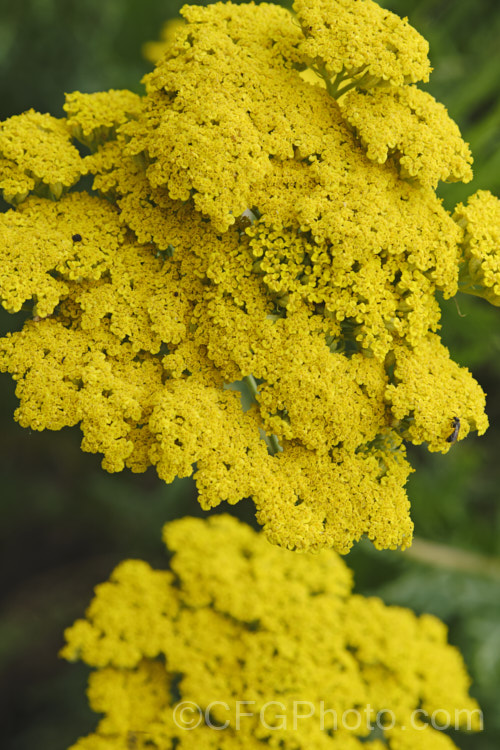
[172,701,483,732]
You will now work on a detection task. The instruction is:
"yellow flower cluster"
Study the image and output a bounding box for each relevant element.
[61,515,481,750]
[294,0,431,88]
[0,193,126,315]
[64,89,143,150]
[0,0,497,553]
[0,110,83,204]
[294,1,471,189]
[338,86,473,188]
[454,190,500,305]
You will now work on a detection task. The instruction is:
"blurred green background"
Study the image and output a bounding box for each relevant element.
[0,1,499,749]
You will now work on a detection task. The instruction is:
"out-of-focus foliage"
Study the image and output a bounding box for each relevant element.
[0,2,499,750]
[0,0,181,118]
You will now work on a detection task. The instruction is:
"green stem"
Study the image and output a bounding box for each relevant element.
[243,375,282,456]
[335,79,365,98]
[336,72,380,99]
[402,537,500,580]
[317,64,374,100]
[243,374,259,399]
[327,68,349,97]
[311,64,349,98]
[268,434,282,455]
[457,283,487,299]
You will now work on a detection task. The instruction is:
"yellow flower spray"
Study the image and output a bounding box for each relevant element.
[61,515,482,750]
[2,3,497,746]
[0,0,499,555]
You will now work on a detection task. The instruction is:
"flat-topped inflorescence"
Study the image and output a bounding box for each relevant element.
[0,0,498,553]
[61,515,482,750]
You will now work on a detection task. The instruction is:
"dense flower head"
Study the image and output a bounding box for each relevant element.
[0,0,497,553]
[0,110,83,204]
[294,0,432,87]
[61,515,481,750]
[0,192,126,315]
[454,190,500,305]
[338,86,473,188]
[64,89,143,151]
